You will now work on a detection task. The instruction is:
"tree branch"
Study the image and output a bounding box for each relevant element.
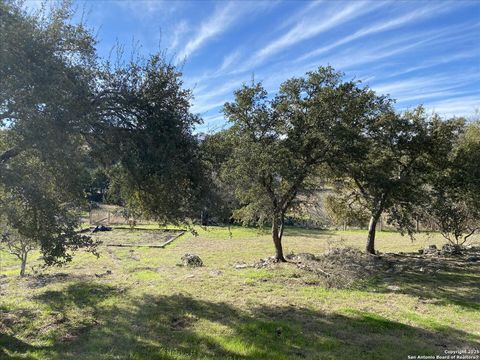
[0,146,21,164]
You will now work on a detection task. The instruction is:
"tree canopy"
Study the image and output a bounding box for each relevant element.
[221,67,389,260]
[328,106,443,253]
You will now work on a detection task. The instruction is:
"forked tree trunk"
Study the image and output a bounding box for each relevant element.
[272,216,286,262]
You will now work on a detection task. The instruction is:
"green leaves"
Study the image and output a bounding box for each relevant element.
[91,55,205,225]
[422,120,480,244]
[221,67,383,227]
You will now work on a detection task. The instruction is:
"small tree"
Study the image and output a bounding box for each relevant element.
[423,120,480,245]
[0,151,98,276]
[0,227,35,277]
[223,67,385,261]
[0,187,97,276]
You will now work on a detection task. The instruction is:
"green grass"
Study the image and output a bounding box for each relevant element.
[0,226,479,359]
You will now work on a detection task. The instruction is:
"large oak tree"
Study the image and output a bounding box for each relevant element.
[329,107,442,254]
[223,67,386,261]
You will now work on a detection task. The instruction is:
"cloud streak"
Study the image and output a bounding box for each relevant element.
[243,1,383,70]
[296,2,458,63]
[176,2,277,62]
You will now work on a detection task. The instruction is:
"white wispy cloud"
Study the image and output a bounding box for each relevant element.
[169,20,190,52]
[388,50,479,77]
[371,71,480,104]
[190,72,255,115]
[176,3,239,61]
[296,2,456,63]
[176,2,277,62]
[242,1,383,70]
[311,21,480,73]
[219,49,242,72]
[115,1,180,20]
[422,95,480,117]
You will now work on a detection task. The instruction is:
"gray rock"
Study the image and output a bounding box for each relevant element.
[424,245,438,254]
[386,285,401,291]
[181,253,203,267]
[234,262,249,269]
[441,243,462,255]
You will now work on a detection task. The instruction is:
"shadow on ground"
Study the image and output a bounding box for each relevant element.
[367,252,480,310]
[3,287,478,360]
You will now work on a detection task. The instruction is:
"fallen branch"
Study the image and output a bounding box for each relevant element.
[295,262,332,277]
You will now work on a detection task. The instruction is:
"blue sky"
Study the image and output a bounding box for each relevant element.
[28,0,480,132]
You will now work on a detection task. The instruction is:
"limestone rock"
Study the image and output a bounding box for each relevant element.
[181,253,203,267]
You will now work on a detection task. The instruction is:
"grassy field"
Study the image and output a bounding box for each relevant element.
[0,226,479,359]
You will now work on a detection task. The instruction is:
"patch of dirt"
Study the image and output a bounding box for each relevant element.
[169,314,198,331]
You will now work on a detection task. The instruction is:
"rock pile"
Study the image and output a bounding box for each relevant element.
[180,253,203,267]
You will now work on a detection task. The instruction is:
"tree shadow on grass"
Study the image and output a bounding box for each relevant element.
[27,293,479,360]
[34,282,122,313]
[368,254,480,310]
[0,333,49,360]
[0,282,123,359]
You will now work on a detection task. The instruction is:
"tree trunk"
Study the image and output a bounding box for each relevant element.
[272,216,286,262]
[201,210,208,226]
[20,253,27,277]
[366,212,381,254]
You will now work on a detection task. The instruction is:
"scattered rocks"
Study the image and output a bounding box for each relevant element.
[95,270,112,278]
[180,253,203,267]
[423,245,438,255]
[440,243,462,256]
[233,262,249,269]
[253,256,278,268]
[386,285,401,291]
